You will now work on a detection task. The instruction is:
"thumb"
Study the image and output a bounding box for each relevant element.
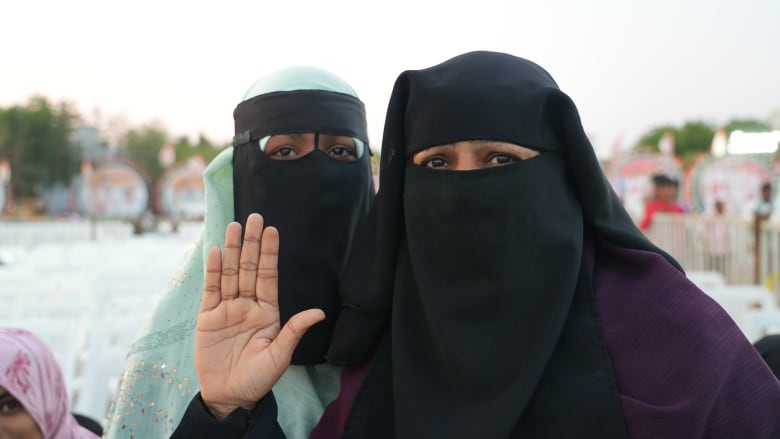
[269,308,326,365]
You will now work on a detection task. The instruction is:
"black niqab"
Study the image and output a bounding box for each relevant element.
[233,90,374,365]
[329,51,680,437]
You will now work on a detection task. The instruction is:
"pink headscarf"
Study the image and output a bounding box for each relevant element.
[0,328,98,439]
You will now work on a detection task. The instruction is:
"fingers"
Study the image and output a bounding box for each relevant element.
[201,246,223,312]
[269,309,325,364]
[221,222,242,300]
[238,214,263,298]
[256,226,279,305]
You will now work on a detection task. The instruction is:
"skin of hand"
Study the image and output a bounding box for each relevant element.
[195,213,325,420]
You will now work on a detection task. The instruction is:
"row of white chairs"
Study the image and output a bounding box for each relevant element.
[0,219,205,246]
[0,232,199,424]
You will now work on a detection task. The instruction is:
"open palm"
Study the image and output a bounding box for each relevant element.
[195,213,325,419]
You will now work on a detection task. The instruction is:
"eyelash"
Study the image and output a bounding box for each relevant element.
[272,146,296,156]
[422,153,518,168]
[268,144,356,158]
[486,153,516,165]
[422,156,449,168]
[328,145,356,156]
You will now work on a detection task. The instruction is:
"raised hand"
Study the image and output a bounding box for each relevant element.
[195,213,325,419]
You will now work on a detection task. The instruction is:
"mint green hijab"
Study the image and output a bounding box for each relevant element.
[103,67,363,438]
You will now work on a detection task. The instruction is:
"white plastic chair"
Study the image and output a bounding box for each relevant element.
[742,307,780,342]
[686,270,726,294]
[705,284,776,339]
[74,315,143,422]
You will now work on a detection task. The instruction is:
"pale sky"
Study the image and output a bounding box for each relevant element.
[2,0,779,157]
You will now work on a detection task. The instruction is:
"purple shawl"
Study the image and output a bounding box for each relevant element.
[593,239,780,438]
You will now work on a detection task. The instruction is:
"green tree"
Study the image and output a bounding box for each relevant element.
[724,118,771,134]
[635,125,676,154]
[675,121,715,164]
[121,127,226,181]
[173,133,225,164]
[121,123,168,180]
[634,121,715,167]
[0,97,81,198]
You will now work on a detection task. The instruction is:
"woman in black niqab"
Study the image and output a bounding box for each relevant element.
[328,51,679,438]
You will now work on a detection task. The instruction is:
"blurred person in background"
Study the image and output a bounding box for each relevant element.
[755,182,774,221]
[0,328,101,439]
[755,182,775,282]
[699,199,731,273]
[639,174,685,231]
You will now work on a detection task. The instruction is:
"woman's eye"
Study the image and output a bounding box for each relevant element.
[326,145,358,161]
[330,146,353,156]
[486,153,518,166]
[268,146,298,159]
[423,157,448,169]
[0,399,20,413]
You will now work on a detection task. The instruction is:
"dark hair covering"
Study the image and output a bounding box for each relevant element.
[652,173,678,187]
[327,51,682,438]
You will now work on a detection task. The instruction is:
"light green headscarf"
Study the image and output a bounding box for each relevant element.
[103,67,362,438]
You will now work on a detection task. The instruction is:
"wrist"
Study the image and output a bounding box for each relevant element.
[204,401,238,421]
[201,397,257,421]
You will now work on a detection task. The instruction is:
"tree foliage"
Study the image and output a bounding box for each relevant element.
[0,97,81,198]
[675,121,715,164]
[119,126,225,181]
[0,97,230,212]
[635,125,676,154]
[120,122,168,180]
[634,118,770,168]
[724,119,771,133]
[172,134,225,164]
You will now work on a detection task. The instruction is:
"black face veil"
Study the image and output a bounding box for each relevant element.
[232,89,373,365]
[328,51,680,438]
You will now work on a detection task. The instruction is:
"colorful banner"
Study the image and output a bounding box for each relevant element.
[79,160,150,218]
[156,158,206,219]
[683,154,773,216]
[605,154,683,221]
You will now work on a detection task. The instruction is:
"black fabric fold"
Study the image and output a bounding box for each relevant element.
[755,334,780,379]
[171,392,288,439]
[171,393,253,438]
[510,242,629,437]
